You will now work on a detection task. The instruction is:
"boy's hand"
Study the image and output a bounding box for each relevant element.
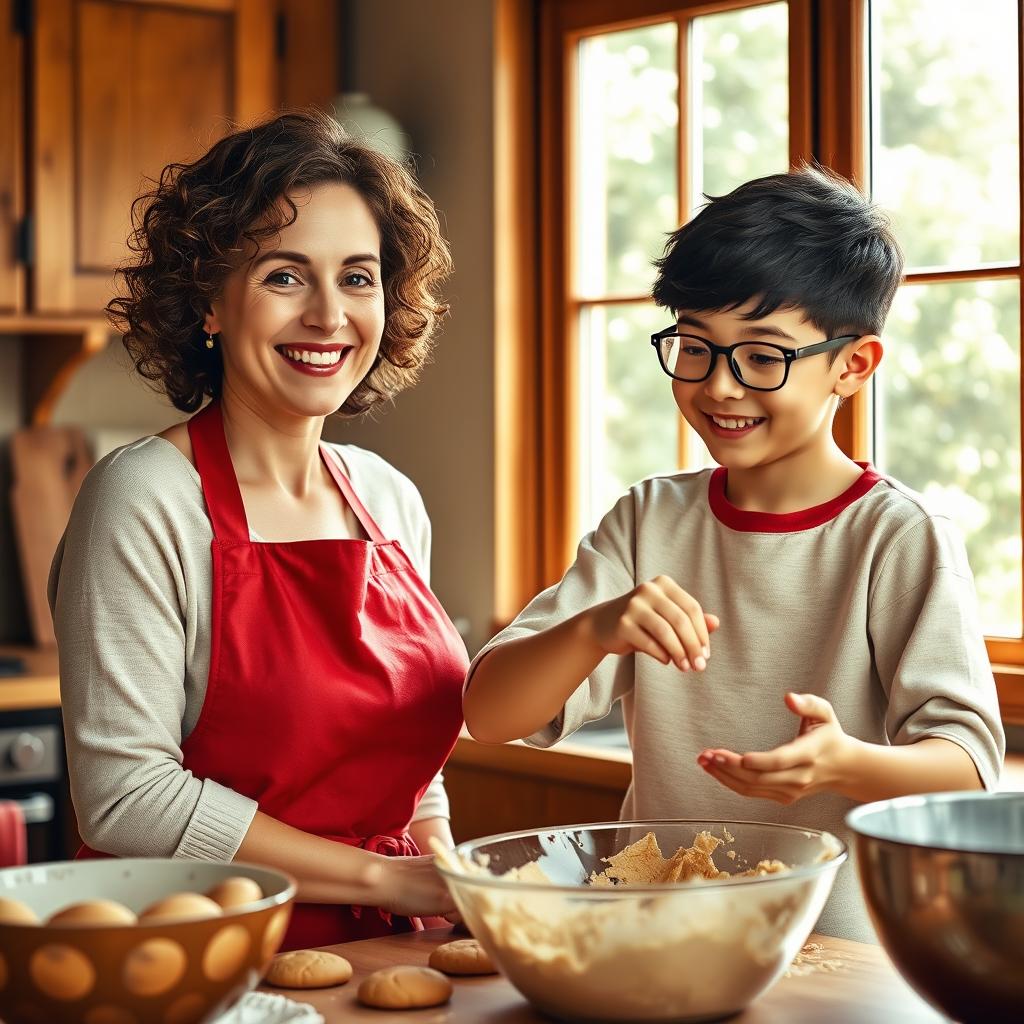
[697,693,856,804]
[583,575,720,672]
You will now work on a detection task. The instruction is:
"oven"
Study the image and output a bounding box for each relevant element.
[0,707,70,863]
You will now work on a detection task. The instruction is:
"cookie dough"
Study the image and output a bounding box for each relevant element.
[589,831,789,886]
[264,949,353,989]
[428,938,497,976]
[357,965,452,1009]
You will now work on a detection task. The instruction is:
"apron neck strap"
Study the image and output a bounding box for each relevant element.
[320,445,388,544]
[187,401,250,542]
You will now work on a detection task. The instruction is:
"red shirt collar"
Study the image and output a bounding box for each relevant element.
[708,462,884,533]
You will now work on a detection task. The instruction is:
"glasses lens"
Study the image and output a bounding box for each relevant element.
[660,335,712,380]
[733,343,787,389]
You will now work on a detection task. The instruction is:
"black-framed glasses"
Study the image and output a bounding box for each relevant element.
[650,327,859,392]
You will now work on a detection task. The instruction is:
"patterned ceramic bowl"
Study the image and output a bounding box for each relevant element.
[0,858,295,1024]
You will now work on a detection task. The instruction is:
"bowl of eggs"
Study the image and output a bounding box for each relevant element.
[0,858,295,1024]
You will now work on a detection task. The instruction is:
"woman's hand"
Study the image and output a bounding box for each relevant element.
[583,575,720,672]
[369,855,456,918]
[698,693,856,804]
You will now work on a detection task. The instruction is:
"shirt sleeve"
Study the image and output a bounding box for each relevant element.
[411,770,450,822]
[467,488,640,748]
[48,450,259,859]
[868,514,1006,790]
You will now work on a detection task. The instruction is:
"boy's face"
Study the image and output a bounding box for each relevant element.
[669,302,876,471]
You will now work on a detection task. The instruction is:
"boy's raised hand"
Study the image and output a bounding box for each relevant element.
[584,575,719,672]
[697,693,855,804]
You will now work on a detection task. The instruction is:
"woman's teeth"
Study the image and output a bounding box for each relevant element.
[711,415,763,429]
[282,348,343,366]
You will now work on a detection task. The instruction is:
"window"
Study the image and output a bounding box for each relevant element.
[867,0,1022,644]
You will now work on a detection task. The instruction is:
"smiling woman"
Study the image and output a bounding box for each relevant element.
[49,110,468,951]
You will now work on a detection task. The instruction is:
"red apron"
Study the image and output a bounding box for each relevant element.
[82,401,467,950]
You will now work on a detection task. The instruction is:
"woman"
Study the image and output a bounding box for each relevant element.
[49,110,467,949]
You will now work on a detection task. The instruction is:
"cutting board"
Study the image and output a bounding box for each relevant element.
[10,426,93,647]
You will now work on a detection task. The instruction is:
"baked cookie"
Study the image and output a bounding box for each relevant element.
[357,965,452,1009]
[428,938,497,976]
[264,949,353,989]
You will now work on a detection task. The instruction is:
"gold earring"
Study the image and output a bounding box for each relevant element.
[205,333,215,350]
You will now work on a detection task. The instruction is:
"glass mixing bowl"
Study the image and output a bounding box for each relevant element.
[437,819,845,1023]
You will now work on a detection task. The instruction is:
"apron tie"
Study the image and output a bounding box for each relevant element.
[349,833,422,928]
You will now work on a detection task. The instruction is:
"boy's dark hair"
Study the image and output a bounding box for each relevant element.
[652,164,904,345]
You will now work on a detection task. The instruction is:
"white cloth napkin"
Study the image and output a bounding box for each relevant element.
[215,991,325,1024]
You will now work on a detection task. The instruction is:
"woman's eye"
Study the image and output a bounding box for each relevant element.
[343,271,374,287]
[266,271,300,287]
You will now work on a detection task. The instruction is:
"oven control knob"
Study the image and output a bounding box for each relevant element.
[8,732,45,772]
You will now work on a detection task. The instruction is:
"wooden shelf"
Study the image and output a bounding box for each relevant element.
[0,315,110,425]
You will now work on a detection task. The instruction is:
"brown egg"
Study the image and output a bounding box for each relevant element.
[138,892,222,924]
[48,899,137,926]
[205,876,263,911]
[0,896,38,924]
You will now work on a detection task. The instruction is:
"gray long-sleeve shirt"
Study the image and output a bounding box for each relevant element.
[49,436,453,862]
[470,466,1006,943]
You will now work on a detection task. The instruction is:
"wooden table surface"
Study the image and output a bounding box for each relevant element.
[263,926,943,1023]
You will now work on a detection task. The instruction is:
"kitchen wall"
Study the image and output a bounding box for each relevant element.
[323,0,497,653]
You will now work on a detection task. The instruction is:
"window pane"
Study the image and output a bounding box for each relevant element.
[690,2,788,207]
[874,279,1022,637]
[870,0,1019,270]
[577,303,678,533]
[576,23,678,298]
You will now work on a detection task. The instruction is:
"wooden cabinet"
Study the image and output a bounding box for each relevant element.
[0,0,25,316]
[1,0,339,418]
[32,0,278,314]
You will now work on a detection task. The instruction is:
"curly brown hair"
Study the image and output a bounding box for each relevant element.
[107,109,452,415]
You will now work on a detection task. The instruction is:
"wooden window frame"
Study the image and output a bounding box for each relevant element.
[494,0,1024,721]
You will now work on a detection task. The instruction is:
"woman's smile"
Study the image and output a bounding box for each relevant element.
[274,342,355,377]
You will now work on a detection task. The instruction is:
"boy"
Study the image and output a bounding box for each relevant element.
[463,166,1005,943]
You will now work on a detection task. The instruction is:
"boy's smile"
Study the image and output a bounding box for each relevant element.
[703,412,768,438]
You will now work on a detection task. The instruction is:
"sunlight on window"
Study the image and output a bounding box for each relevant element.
[690,3,789,209]
[577,304,676,532]
[876,280,1022,637]
[870,0,1022,637]
[576,23,678,299]
[870,0,1018,271]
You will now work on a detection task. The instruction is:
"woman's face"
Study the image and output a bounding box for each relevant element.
[205,181,385,423]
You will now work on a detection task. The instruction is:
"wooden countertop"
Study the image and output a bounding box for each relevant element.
[0,646,59,712]
[264,927,942,1022]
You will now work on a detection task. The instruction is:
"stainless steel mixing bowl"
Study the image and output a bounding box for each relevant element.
[847,791,1024,1023]
[437,820,846,1023]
